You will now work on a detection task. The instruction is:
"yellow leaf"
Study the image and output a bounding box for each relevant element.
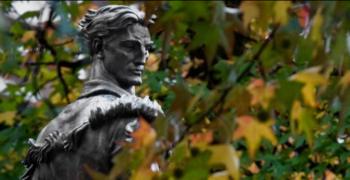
[291,100,302,133]
[207,144,240,180]
[301,84,317,107]
[0,111,16,126]
[132,166,154,180]
[130,117,157,149]
[290,67,327,107]
[311,8,323,43]
[290,67,327,85]
[274,1,292,24]
[233,116,277,158]
[290,100,316,145]
[68,88,81,102]
[240,1,260,28]
[339,70,350,93]
[51,93,64,105]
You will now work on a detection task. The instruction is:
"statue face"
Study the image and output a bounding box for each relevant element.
[102,23,152,88]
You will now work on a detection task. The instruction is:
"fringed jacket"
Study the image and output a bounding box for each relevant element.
[21,79,163,180]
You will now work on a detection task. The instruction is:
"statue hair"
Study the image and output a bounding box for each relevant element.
[78,5,145,55]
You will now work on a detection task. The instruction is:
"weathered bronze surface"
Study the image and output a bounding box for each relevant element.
[22,5,162,180]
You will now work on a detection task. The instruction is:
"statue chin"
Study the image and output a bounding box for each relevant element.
[118,77,142,87]
[130,79,142,86]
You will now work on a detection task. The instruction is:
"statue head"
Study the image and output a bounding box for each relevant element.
[79,5,153,90]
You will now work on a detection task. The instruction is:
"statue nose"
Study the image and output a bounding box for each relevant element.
[137,46,149,64]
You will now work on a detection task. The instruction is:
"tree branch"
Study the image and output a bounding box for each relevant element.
[34,6,71,103]
[25,58,91,71]
[165,24,280,156]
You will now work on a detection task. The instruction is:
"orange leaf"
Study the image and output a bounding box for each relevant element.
[233,115,277,158]
[130,117,156,149]
[21,31,35,42]
[145,53,160,72]
[324,170,336,180]
[296,5,310,28]
[248,162,260,174]
[189,131,213,147]
[247,79,275,109]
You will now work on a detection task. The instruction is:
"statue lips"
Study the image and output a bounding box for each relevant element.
[131,66,144,76]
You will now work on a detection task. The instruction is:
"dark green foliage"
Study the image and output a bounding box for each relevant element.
[0,1,350,179]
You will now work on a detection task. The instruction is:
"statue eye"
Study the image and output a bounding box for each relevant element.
[121,40,140,50]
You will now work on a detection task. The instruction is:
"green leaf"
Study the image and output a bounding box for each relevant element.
[19,11,40,19]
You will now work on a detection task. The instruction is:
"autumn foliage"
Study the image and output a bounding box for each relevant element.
[1,1,350,179]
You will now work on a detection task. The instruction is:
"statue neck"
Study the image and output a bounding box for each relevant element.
[89,57,135,94]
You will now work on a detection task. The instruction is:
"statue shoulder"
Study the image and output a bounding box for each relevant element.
[88,95,164,128]
[35,95,118,143]
[35,94,163,144]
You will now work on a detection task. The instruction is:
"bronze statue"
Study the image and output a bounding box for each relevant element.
[22,5,163,180]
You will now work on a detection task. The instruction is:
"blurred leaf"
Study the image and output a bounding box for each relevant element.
[182,150,211,180]
[21,31,35,42]
[19,11,40,19]
[274,80,303,112]
[207,144,240,180]
[274,1,292,25]
[189,131,213,147]
[339,70,350,93]
[130,117,157,149]
[169,83,192,118]
[145,53,160,72]
[223,85,251,115]
[190,23,221,64]
[311,8,323,44]
[10,22,25,35]
[0,111,16,126]
[247,79,275,109]
[290,100,316,145]
[132,166,154,180]
[233,115,277,157]
[169,140,189,165]
[290,67,328,107]
[1,1,350,179]
[240,1,260,28]
[85,165,108,180]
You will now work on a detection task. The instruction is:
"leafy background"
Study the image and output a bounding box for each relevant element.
[1,1,350,179]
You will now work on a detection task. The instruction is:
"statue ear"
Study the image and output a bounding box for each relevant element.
[92,38,103,59]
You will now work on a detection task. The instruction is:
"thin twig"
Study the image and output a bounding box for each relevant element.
[34,6,71,103]
[237,23,280,81]
[33,76,58,96]
[56,61,70,103]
